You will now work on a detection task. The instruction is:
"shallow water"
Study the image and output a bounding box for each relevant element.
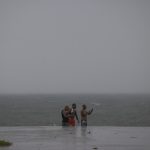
[0,126,150,150]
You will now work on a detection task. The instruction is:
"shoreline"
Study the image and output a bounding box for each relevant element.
[0,126,150,150]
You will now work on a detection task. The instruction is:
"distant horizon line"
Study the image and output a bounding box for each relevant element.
[0,93,150,95]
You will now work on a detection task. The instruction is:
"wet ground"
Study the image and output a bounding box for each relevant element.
[0,126,150,150]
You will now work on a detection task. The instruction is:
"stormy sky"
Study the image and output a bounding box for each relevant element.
[0,0,150,94]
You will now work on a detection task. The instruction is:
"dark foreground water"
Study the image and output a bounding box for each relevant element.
[0,94,150,126]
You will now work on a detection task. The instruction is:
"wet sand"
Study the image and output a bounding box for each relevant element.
[0,126,150,150]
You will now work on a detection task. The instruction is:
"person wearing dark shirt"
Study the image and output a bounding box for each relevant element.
[61,105,70,126]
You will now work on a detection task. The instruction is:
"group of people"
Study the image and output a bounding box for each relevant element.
[61,103,93,127]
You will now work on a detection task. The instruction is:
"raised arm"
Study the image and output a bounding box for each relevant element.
[88,108,93,115]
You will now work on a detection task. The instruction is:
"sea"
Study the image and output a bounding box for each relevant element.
[0,94,150,126]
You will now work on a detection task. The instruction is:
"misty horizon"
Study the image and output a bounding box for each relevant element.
[0,0,150,94]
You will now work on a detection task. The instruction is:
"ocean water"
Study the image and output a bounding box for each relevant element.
[0,94,150,126]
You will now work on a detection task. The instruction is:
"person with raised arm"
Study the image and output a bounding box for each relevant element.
[80,104,93,126]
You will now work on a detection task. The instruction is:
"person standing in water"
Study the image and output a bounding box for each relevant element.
[68,103,79,126]
[61,105,71,126]
[80,104,93,126]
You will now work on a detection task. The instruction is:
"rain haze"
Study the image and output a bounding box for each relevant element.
[0,0,150,94]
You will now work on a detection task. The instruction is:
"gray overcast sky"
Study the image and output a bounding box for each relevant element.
[0,0,150,94]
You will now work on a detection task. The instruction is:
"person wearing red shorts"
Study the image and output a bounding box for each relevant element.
[68,103,79,126]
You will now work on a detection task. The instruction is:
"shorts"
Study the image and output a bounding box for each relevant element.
[68,118,75,126]
[81,120,87,126]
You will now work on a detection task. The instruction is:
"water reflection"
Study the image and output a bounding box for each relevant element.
[81,127,87,137]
